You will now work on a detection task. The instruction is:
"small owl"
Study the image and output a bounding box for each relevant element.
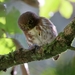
[18,11,59,60]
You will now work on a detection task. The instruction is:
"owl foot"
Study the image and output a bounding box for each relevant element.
[29,44,40,53]
[52,54,59,60]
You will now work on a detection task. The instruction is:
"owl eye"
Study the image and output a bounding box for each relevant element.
[39,32,41,36]
[28,19,33,24]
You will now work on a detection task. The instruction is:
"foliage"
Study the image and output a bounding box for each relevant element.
[41,57,75,75]
[40,0,74,19]
[5,7,21,34]
[0,4,21,54]
[0,0,9,3]
[0,38,15,55]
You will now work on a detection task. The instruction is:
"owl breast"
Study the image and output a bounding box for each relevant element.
[26,17,57,46]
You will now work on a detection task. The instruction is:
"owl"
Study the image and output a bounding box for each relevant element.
[18,11,59,60]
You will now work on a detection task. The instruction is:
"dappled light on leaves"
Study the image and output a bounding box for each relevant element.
[5,7,21,34]
[40,0,73,19]
[0,7,21,55]
[0,17,6,25]
[59,0,73,19]
[40,0,61,18]
[0,0,9,3]
[0,0,4,2]
[70,0,75,2]
[0,38,15,55]
[41,68,57,75]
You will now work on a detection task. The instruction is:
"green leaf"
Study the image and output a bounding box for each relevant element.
[0,0,4,2]
[0,4,6,17]
[59,0,73,19]
[0,38,15,55]
[5,7,21,34]
[0,0,9,3]
[69,0,75,2]
[0,27,5,38]
[0,17,6,24]
[0,20,5,37]
[40,0,61,18]
[41,68,57,75]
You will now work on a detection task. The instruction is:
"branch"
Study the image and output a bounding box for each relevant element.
[0,18,75,71]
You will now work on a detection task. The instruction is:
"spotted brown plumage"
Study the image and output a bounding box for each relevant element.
[18,11,59,60]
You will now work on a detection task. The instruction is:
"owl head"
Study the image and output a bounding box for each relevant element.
[18,11,39,31]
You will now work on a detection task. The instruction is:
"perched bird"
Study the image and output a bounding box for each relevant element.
[18,11,59,60]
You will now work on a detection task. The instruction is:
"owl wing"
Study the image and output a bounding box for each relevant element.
[40,17,59,60]
[40,17,58,37]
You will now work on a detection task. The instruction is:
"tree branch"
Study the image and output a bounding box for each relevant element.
[0,18,75,71]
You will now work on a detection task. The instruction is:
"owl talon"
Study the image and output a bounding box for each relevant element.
[28,44,40,53]
[34,44,40,50]
[52,54,59,60]
[32,44,40,53]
